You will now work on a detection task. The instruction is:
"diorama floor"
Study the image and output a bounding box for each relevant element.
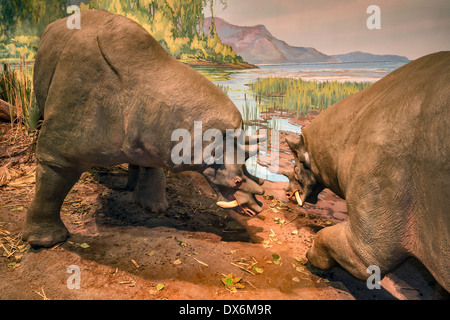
[0,122,439,300]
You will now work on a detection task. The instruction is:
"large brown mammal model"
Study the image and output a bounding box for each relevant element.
[24,10,265,248]
[284,51,450,291]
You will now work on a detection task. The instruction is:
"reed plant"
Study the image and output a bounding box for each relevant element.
[0,56,40,134]
[251,77,372,117]
[216,83,229,95]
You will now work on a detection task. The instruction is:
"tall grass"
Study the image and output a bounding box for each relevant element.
[0,57,39,134]
[251,77,372,117]
[216,83,229,95]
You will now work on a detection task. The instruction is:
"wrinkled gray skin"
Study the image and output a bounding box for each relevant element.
[284,52,450,292]
[23,10,265,248]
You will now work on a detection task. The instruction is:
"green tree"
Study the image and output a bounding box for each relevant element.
[0,0,69,41]
[0,0,69,60]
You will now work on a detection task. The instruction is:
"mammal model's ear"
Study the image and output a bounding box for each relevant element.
[285,134,309,165]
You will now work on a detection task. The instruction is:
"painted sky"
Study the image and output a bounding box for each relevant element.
[210,0,450,60]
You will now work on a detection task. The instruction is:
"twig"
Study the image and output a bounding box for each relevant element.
[49,243,63,251]
[33,287,49,300]
[282,215,300,227]
[1,243,11,256]
[131,259,140,268]
[231,262,255,275]
[246,280,258,290]
[194,258,208,267]
[6,233,22,258]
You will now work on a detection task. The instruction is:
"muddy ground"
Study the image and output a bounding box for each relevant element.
[0,117,441,300]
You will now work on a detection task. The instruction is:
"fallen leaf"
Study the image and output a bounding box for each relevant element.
[149,284,165,295]
[234,283,245,289]
[79,243,90,248]
[156,284,165,291]
[175,238,187,247]
[10,206,24,211]
[173,259,182,265]
[221,273,245,292]
[253,266,264,274]
[291,230,299,235]
[223,277,233,286]
[271,253,281,265]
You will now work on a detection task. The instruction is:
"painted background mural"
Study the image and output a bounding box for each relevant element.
[2,0,448,181]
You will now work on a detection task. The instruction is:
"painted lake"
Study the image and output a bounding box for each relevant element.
[193,61,409,181]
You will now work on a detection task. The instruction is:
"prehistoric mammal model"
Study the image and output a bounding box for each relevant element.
[24,10,265,248]
[284,51,450,291]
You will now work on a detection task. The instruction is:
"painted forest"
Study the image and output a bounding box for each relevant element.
[0,0,244,64]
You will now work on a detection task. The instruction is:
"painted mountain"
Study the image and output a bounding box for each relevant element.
[203,17,339,65]
[332,51,410,63]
